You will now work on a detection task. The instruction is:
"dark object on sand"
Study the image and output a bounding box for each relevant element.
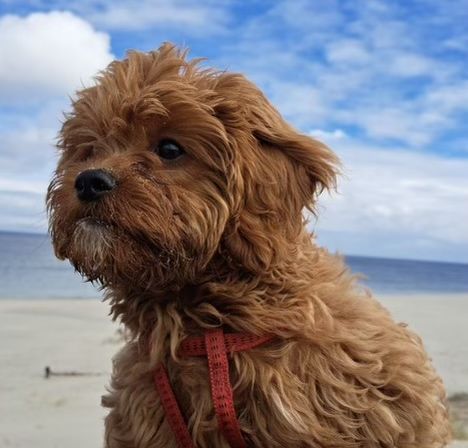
[44,366,104,378]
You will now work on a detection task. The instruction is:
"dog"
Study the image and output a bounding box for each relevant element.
[47,43,451,447]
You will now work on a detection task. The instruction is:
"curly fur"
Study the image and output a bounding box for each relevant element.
[47,43,451,447]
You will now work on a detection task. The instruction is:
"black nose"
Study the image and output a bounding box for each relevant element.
[74,169,116,202]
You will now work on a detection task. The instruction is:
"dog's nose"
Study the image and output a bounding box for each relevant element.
[74,169,116,202]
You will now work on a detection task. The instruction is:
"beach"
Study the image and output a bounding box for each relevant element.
[0,294,467,447]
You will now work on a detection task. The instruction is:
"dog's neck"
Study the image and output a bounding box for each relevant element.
[105,233,344,361]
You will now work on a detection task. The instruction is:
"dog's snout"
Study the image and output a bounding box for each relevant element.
[74,169,116,202]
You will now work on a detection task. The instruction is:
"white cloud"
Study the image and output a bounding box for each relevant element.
[0,177,48,195]
[311,135,468,262]
[0,11,114,232]
[269,0,342,32]
[0,11,113,102]
[425,80,468,113]
[268,81,329,127]
[343,107,435,146]
[0,118,57,233]
[309,129,347,141]
[10,0,233,34]
[86,0,230,33]
[338,79,468,146]
[0,190,46,232]
[326,39,370,65]
[387,52,436,78]
[0,98,64,197]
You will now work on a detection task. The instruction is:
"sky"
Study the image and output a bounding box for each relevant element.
[0,0,467,263]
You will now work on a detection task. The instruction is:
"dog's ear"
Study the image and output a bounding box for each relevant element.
[215,74,339,273]
[215,74,339,212]
[249,99,339,213]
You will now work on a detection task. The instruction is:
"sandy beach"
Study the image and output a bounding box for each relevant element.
[0,294,467,447]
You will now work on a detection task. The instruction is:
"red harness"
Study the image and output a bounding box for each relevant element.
[153,329,273,448]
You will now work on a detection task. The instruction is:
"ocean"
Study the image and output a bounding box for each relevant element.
[0,231,467,299]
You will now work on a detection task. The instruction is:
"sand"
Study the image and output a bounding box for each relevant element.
[0,294,467,447]
[0,299,120,448]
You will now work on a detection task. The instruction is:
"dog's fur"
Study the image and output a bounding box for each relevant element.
[48,43,451,447]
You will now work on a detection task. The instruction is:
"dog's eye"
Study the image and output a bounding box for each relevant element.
[155,139,185,160]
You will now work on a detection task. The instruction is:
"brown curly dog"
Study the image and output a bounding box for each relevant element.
[47,43,451,447]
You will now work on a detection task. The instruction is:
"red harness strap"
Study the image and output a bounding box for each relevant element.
[153,329,273,448]
[204,329,246,448]
[179,332,274,357]
[153,365,195,448]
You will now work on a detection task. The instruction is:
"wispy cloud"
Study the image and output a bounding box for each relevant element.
[86,0,231,33]
[0,0,233,34]
[212,0,468,151]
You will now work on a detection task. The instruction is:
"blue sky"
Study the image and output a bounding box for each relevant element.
[1,0,468,262]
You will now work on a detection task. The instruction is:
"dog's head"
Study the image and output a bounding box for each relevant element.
[47,43,338,290]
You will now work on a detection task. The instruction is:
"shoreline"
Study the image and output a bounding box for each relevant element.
[0,294,467,446]
[2,291,467,300]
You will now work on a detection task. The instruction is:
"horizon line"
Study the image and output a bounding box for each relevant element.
[1,229,467,267]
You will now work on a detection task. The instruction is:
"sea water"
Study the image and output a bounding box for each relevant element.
[0,231,467,299]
